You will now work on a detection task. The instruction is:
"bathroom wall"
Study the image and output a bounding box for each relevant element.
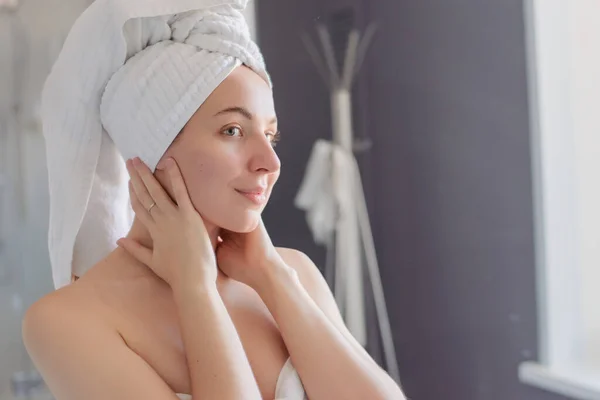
[0,1,94,397]
[256,0,574,399]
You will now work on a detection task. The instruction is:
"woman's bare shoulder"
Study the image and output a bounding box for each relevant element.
[21,279,181,400]
[275,247,318,277]
[25,281,90,316]
[22,280,109,346]
[21,260,144,354]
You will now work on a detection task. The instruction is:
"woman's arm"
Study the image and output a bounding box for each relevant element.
[172,281,262,400]
[120,157,261,399]
[253,249,406,400]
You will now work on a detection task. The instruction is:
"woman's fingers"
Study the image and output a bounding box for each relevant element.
[164,158,194,212]
[129,180,154,228]
[127,159,156,212]
[132,157,175,212]
[117,237,152,266]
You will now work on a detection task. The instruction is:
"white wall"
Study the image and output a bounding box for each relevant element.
[530,0,600,371]
[569,0,600,367]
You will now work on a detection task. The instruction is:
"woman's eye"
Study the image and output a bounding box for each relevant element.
[223,126,242,137]
[268,131,282,148]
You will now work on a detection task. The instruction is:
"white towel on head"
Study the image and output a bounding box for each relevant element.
[41,0,271,290]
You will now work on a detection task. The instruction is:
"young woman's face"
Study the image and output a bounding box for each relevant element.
[158,65,280,232]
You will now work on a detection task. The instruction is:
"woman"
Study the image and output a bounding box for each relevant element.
[21,1,405,399]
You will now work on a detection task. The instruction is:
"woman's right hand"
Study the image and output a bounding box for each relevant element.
[117,156,218,290]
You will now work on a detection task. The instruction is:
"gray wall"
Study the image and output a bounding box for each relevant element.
[258,1,572,399]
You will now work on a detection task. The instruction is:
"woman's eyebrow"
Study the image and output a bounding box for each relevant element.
[213,106,277,124]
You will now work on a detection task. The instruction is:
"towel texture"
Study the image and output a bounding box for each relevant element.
[41,0,271,289]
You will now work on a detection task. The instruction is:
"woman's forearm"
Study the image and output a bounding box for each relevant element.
[172,282,261,400]
[256,265,403,400]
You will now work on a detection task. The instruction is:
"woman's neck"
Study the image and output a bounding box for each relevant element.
[125,217,221,251]
[109,217,226,282]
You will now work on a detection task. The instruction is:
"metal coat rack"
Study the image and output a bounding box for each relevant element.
[297,13,401,384]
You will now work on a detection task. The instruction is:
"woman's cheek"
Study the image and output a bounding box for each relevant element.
[185,156,223,205]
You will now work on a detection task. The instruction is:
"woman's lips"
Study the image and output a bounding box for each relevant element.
[235,189,267,205]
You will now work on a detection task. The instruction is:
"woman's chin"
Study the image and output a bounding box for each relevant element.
[221,211,261,233]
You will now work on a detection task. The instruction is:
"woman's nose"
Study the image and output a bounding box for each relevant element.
[249,136,281,173]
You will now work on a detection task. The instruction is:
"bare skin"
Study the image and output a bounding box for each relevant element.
[22,65,405,400]
[47,246,297,399]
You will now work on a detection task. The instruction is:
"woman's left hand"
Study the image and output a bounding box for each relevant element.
[216,219,290,291]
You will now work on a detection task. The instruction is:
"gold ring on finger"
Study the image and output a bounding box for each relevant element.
[147,202,157,213]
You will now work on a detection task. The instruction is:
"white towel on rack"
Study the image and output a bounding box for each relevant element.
[294,139,367,345]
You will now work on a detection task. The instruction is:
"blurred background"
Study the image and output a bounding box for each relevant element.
[0,0,598,399]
